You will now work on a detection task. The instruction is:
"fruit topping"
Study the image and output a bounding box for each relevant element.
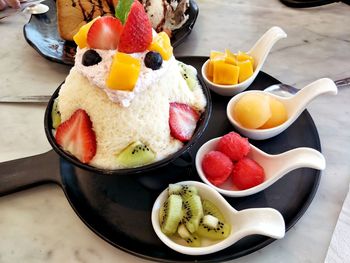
[260,97,288,129]
[217,132,250,162]
[116,141,156,168]
[232,157,265,190]
[144,51,163,70]
[233,93,272,129]
[202,199,225,222]
[201,151,233,186]
[159,194,183,236]
[82,50,102,67]
[233,93,287,129]
[168,184,198,199]
[177,223,201,247]
[178,62,198,91]
[55,109,97,164]
[206,49,254,85]
[106,52,141,91]
[118,0,153,53]
[213,60,239,85]
[169,102,200,142]
[87,16,124,50]
[197,215,230,240]
[201,132,266,190]
[182,194,203,233]
[148,32,173,61]
[202,214,219,229]
[73,17,99,49]
[51,98,61,129]
[159,184,231,246]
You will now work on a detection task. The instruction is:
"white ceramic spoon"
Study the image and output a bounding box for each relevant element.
[151,181,285,255]
[227,78,338,140]
[201,26,287,96]
[195,137,326,197]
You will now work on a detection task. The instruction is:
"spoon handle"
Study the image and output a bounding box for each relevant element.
[249,27,287,70]
[233,208,285,239]
[268,147,326,177]
[287,78,337,116]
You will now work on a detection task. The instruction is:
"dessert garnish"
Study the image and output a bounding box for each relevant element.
[233,93,287,129]
[201,132,265,190]
[159,184,231,247]
[169,102,200,142]
[144,51,163,70]
[206,49,255,85]
[82,50,102,66]
[55,109,97,164]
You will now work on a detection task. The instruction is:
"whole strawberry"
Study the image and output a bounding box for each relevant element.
[117,0,153,53]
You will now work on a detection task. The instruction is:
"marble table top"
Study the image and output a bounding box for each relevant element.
[1,0,350,262]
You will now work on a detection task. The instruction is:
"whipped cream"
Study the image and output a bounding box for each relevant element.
[74,47,176,107]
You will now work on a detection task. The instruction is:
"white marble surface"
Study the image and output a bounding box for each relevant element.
[1,0,350,262]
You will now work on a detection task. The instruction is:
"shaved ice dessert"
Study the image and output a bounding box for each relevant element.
[51,0,207,170]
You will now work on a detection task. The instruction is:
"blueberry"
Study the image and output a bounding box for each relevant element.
[82,50,102,66]
[144,51,163,70]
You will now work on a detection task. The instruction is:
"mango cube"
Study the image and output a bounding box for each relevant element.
[106,52,141,91]
[237,60,254,83]
[148,32,173,60]
[237,51,255,68]
[213,60,239,85]
[233,93,271,129]
[207,50,225,79]
[224,49,237,65]
[260,97,287,129]
[73,17,99,49]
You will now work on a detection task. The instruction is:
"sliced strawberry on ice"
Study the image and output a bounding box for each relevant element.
[169,102,200,142]
[87,16,124,50]
[118,0,152,53]
[55,109,97,164]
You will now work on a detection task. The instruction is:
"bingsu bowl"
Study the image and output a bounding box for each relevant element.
[44,7,211,175]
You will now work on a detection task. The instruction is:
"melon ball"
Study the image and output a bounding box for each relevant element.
[260,97,288,129]
[233,93,271,129]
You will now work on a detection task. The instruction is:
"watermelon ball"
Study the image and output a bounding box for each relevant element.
[217,132,250,162]
[232,157,265,190]
[202,151,233,186]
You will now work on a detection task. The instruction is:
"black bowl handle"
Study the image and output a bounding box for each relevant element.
[0,150,60,197]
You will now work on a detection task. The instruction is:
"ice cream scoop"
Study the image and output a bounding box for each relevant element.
[195,137,326,197]
[201,26,287,96]
[151,181,285,255]
[227,78,338,140]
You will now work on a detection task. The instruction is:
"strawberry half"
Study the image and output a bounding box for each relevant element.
[55,109,97,164]
[118,1,152,53]
[87,16,124,50]
[169,102,200,142]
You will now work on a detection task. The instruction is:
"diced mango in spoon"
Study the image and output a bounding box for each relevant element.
[206,49,254,85]
[207,51,225,79]
[213,60,239,85]
[237,60,254,83]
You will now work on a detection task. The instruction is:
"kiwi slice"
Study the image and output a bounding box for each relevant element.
[159,194,183,236]
[202,199,225,222]
[178,62,198,91]
[182,194,203,233]
[168,184,198,199]
[196,201,231,240]
[177,223,201,247]
[116,141,156,168]
[51,98,61,129]
[196,218,231,240]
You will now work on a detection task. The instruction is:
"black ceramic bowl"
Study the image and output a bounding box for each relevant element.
[44,72,212,175]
